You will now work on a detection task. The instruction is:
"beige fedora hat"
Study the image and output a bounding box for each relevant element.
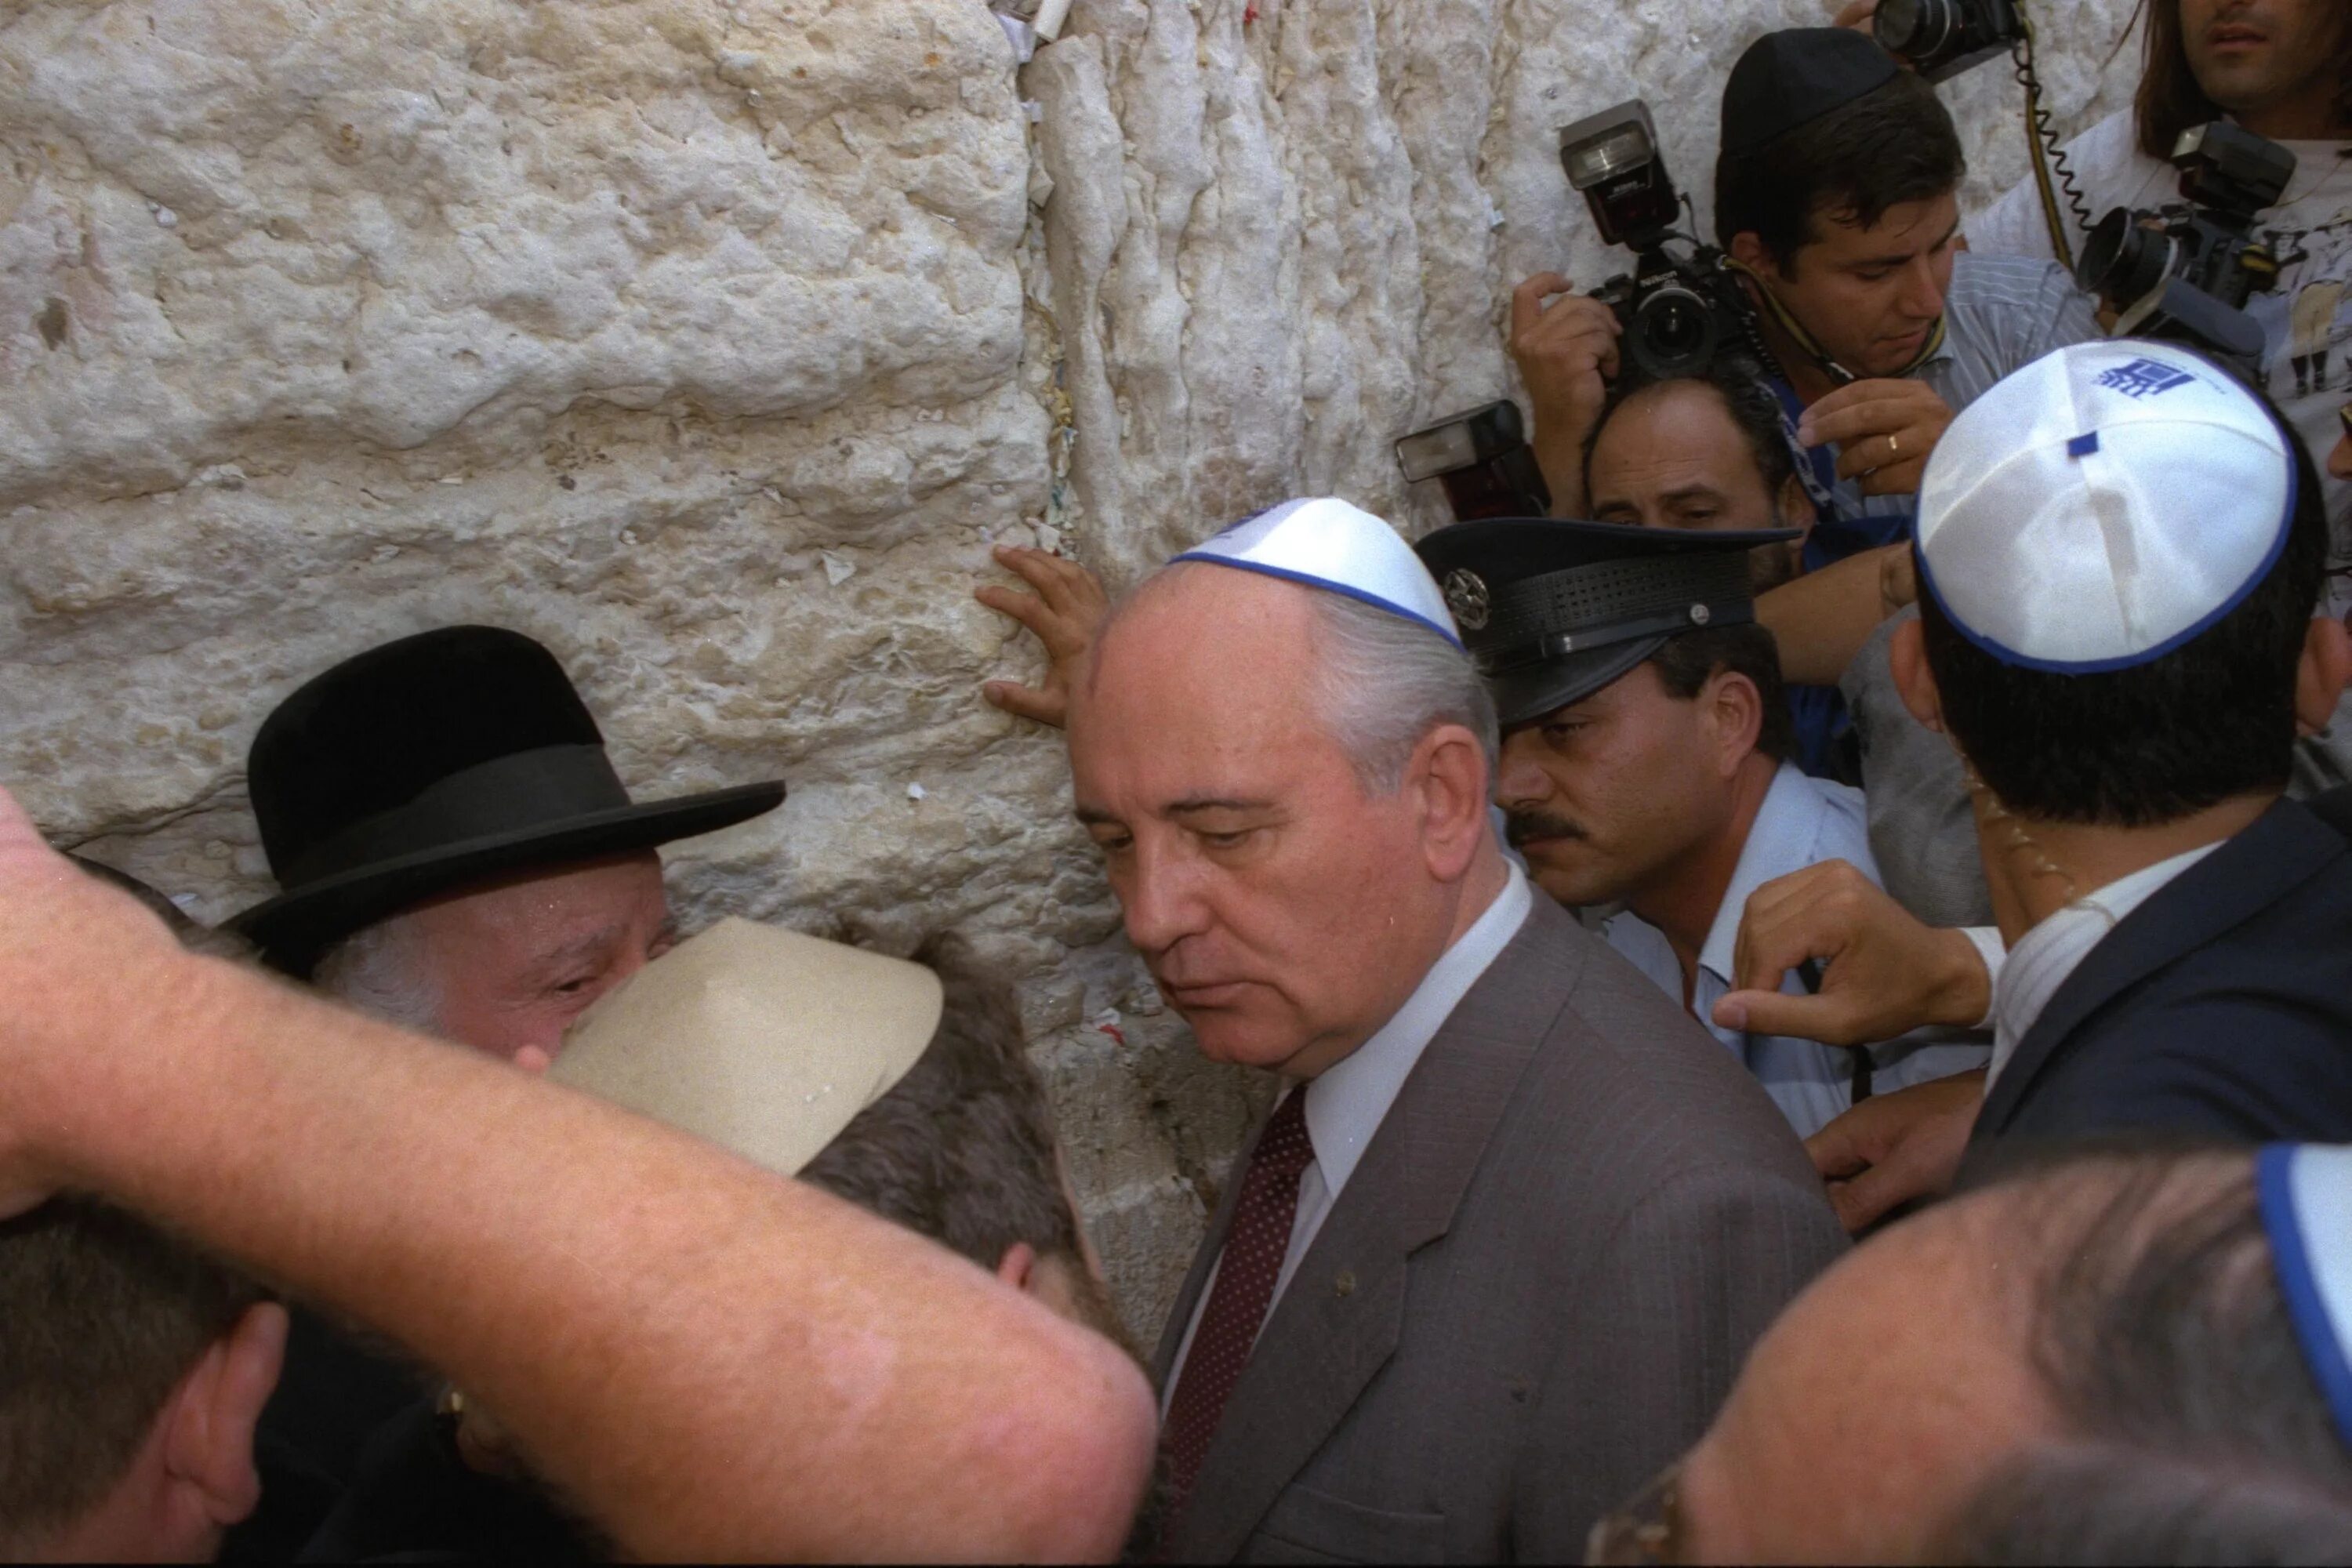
[550,916,944,1177]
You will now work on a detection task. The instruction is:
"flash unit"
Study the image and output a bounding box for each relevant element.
[1394,401,1552,523]
[1559,102,1679,250]
[1562,122,1655,191]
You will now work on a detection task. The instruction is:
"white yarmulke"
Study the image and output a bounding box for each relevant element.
[1916,341,2297,672]
[2258,1144,2352,1450]
[1174,496,1462,647]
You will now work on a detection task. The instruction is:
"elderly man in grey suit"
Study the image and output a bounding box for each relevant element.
[1061,497,1846,1562]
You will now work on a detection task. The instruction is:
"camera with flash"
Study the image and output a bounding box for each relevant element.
[1559,101,1750,384]
[2078,122,2293,366]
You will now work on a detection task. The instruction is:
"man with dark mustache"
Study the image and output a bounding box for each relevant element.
[1417,519,1987,1139]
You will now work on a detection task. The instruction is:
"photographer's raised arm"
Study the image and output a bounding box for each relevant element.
[0,786,1154,1563]
[1509,273,1621,517]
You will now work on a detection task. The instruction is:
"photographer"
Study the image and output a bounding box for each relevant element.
[1966,0,2352,568]
[1514,28,2096,557]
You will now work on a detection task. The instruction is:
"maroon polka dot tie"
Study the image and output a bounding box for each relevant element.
[1161,1089,1316,1526]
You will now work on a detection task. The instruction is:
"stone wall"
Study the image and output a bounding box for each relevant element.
[1,0,2137,1343]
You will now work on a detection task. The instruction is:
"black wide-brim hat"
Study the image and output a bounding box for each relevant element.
[1414,517,1798,728]
[230,626,785,976]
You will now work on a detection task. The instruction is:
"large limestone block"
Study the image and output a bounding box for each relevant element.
[0,0,1030,500]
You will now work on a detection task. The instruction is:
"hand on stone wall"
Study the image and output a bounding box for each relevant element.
[978,545,1111,731]
[1509,274,1624,517]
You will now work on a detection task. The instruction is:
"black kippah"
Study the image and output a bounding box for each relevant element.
[1721,27,1900,150]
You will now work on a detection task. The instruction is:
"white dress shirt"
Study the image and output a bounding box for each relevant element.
[1606,762,1992,1139]
[1986,841,2226,1092]
[1160,862,1534,1411]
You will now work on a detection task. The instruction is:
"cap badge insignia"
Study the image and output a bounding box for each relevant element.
[1443,568,1490,631]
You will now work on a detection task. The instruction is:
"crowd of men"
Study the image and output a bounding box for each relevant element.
[5,2,2352,1563]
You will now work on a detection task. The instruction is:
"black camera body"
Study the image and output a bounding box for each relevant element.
[1559,100,1751,383]
[1872,0,2024,84]
[2077,122,2294,364]
[1586,252,1753,387]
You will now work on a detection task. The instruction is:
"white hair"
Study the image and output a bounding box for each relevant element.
[311,911,443,1033]
[1308,590,1499,795]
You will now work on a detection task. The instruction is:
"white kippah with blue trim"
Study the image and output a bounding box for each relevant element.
[2258,1143,2352,1451]
[1916,340,2297,673]
[1172,497,1463,648]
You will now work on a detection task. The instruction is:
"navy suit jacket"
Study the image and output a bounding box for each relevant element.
[1969,790,2352,1153]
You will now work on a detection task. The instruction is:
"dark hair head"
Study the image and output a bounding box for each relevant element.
[0,1200,262,1552]
[1586,354,1798,503]
[1649,621,1794,763]
[1930,1138,2352,1563]
[799,933,1080,1270]
[1714,71,1965,270]
[2134,0,2352,160]
[1942,1446,2352,1566]
[1917,419,2328,826]
[797,935,1135,1356]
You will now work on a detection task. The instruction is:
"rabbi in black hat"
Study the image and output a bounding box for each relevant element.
[215,626,784,1556]
[1416,517,1987,1141]
[1509,26,2096,555]
[231,626,782,1064]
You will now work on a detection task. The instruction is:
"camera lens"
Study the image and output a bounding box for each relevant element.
[1633,286,1718,380]
[2077,208,2173,310]
[1874,0,1955,57]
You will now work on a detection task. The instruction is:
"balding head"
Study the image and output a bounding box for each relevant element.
[1642,1142,2352,1565]
[1069,564,1505,1076]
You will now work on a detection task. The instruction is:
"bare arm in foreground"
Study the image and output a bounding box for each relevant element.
[0,787,1154,1563]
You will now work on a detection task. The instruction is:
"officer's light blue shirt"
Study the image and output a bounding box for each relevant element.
[1605,762,1991,1139]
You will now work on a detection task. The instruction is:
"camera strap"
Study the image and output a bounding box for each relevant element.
[1725,259,1948,387]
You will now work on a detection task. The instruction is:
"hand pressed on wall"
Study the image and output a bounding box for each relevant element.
[977,544,1111,731]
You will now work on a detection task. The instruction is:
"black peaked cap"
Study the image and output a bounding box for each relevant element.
[1722,27,1900,150]
[230,626,785,976]
[1415,517,1798,728]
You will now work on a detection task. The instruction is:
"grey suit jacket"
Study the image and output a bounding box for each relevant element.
[1149,893,1847,1563]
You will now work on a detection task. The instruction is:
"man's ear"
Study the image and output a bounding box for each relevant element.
[2295,615,2352,735]
[1774,473,1814,535]
[162,1301,288,1532]
[995,1241,1040,1291]
[1728,231,1782,283]
[1889,615,1946,734]
[1704,669,1766,775]
[1410,724,1494,882]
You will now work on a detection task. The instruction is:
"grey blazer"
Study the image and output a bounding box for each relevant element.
[1149,892,1848,1563]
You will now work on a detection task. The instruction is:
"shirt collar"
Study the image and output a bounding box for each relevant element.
[1697,762,1831,989]
[1301,862,1533,1200]
[1987,840,2227,1087]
